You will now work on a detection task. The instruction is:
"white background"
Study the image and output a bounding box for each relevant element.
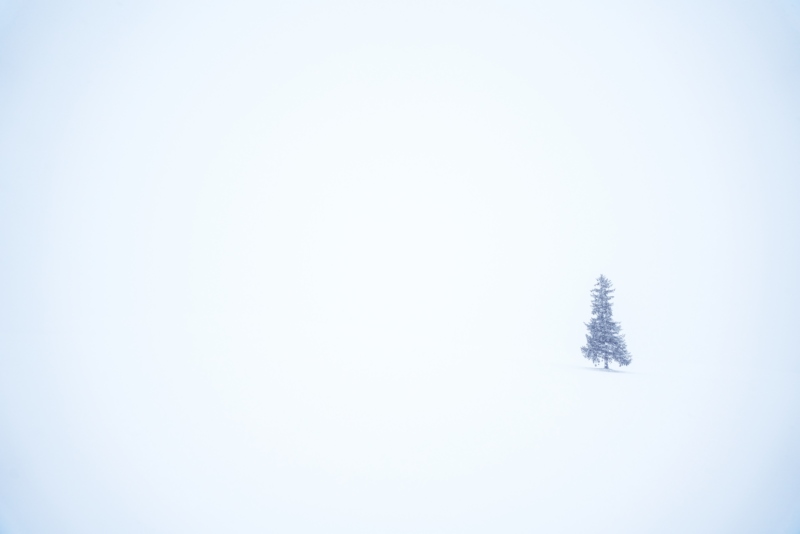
[1,1,799,532]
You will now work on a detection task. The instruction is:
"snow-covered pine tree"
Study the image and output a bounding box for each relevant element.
[581,275,632,369]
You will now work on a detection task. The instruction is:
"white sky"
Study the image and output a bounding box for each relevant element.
[1,1,800,532]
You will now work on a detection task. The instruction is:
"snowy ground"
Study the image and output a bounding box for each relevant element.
[1,347,799,533]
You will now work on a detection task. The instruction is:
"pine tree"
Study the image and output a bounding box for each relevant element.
[581,275,632,369]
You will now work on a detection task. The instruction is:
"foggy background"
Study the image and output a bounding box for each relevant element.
[1,1,800,532]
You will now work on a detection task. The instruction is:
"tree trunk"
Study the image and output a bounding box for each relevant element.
[604,358,608,369]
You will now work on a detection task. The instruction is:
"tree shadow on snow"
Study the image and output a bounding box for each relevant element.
[576,365,634,374]
[550,363,637,374]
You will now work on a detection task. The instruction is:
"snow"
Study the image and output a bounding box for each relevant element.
[4,350,799,533]
[2,1,800,532]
